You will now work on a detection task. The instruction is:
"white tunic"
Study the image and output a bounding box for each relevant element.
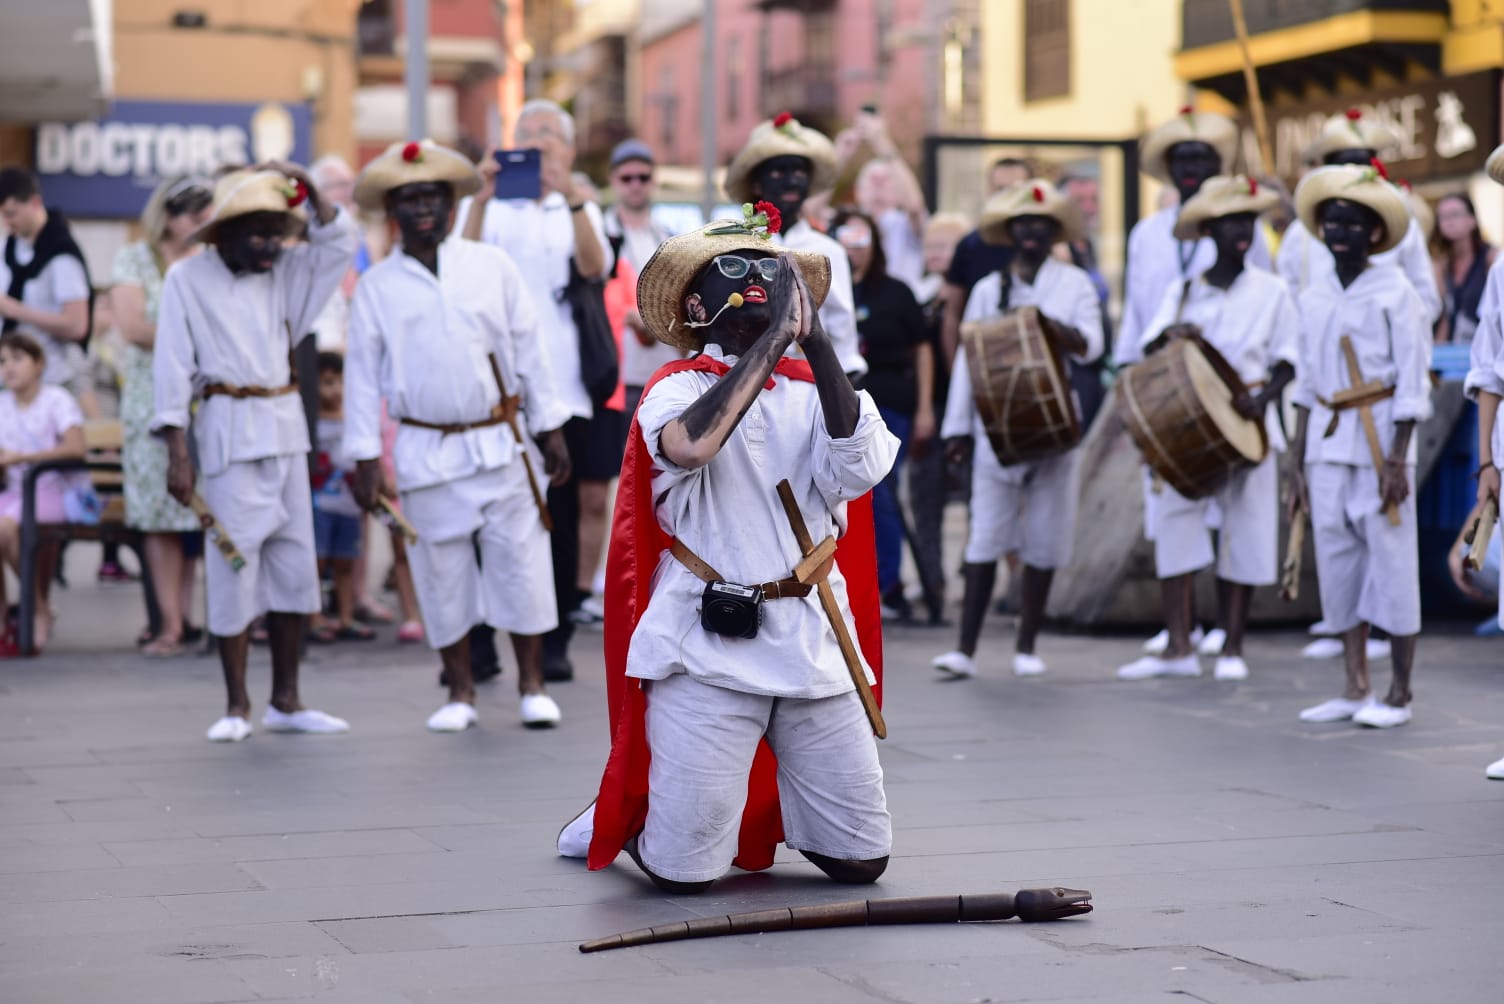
[1466,256,1504,473]
[342,237,571,493]
[1115,205,1270,366]
[772,219,867,377]
[1291,263,1433,468]
[459,192,609,421]
[630,345,898,698]
[1277,217,1441,326]
[151,209,358,476]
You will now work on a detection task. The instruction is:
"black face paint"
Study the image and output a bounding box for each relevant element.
[1318,198,1383,265]
[216,212,292,275]
[1206,212,1257,263]
[1323,148,1377,167]
[751,156,813,228]
[686,248,778,355]
[1005,215,1060,264]
[387,181,455,252]
[1165,141,1221,202]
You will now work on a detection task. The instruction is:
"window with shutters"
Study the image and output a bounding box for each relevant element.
[1024,0,1071,103]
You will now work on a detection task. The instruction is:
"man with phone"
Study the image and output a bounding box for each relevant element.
[462,99,611,683]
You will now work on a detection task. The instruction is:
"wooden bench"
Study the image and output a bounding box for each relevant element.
[16,420,160,655]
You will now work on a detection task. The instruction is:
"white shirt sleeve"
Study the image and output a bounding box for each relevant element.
[150,269,197,433]
[818,248,866,377]
[1400,220,1443,326]
[498,253,571,436]
[637,372,704,496]
[1136,277,1185,363]
[1387,285,1434,424]
[940,342,975,440]
[342,274,385,463]
[1247,223,1272,272]
[43,255,90,306]
[1115,220,1150,366]
[281,207,359,341]
[1063,268,1103,364]
[1266,282,1301,371]
[1467,262,1504,400]
[809,390,899,508]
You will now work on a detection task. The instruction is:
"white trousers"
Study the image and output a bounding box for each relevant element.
[639,673,891,884]
[1307,461,1421,637]
[201,455,320,636]
[964,445,1080,569]
[401,462,558,649]
[1153,452,1279,584]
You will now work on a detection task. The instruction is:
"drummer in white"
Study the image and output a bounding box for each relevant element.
[1115,177,1297,682]
[932,181,1102,679]
[1287,164,1431,729]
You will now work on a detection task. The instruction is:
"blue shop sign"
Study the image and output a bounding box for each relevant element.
[33,99,313,219]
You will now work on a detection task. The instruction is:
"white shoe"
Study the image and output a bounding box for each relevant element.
[1308,619,1339,635]
[206,716,252,743]
[1352,701,1411,729]
[1301,637,1344,660]
[932,651,977,678]
[426,702,477,732]
[521,693,561,728]
[1366,638,1392,660]
[1116,654,1201,680]
[1198,628,1227,656]
[1298,696,1373,723]
[262,707,350,734]
[1213,655,1248,681]
[1143,625,1204,655]
[1486,756,1504,780]
[1012,653,1047,676]
[557,800,597,858]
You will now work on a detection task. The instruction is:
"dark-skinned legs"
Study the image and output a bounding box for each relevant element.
[438,635,477,706]
[266,612,305,713]
[955,561,998,657]
[1161,574,1197,658]
[1385,634,1416,707]
[509,633,547,697]
[1218,580,1253,656]
[1340,623,1371,700]
[1016,565,1053,656]
[218,630,253,718]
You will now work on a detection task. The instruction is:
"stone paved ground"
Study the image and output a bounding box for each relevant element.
[2,562,1502,1002]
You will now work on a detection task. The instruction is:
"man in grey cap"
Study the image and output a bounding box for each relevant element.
[604,139,678,419]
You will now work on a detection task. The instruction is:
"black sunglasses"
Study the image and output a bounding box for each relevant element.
[165,188,212,216]
[615,173,652,184]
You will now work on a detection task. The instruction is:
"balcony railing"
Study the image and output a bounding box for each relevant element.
[1182,0,1448,51]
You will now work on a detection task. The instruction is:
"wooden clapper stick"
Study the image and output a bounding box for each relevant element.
[1464,498,1498,573]
[775,479,886,739]
[189,494,246,573]
[375,497,419,546]
[1336,335,1402,527]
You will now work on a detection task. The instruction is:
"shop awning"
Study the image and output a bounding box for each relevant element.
[0,0,113,123]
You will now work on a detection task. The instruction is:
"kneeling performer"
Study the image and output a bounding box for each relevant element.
[932,180,1103,678]
[566,209,898,892]
[345,140,572,731]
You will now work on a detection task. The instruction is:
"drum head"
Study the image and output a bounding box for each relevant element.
[1183,345,1266,463]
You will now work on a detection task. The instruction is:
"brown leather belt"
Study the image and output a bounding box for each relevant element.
[399,394,521,436]
[202,382,298,400]
[1318,385,1395,438]
[670,536,836,600]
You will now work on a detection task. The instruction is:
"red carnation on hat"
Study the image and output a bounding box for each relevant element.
[1179,104,1194,116]
[1369,156,1390,180]
[401,141,423,163]
[754,200,782,235]
[285,180,308,208]
[773,111,794,129]
[1031,184,1045,203]
[1345,108,1363,121]
[1247,177,1259,196]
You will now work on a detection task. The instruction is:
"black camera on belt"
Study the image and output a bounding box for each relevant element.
[701,580,764,639]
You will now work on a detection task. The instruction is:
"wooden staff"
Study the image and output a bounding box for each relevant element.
[1464,497,1497,573]
[1337,336,1402,526]
[775,479,886,739]
[579,886,1093,953]
[189,494,246,573]
[375,496,419,545]
[1228,0,1273,173]
[1280,510,1305,602]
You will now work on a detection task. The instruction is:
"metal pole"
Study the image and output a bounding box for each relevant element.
[405,0,429,140]
[700,0,718,221]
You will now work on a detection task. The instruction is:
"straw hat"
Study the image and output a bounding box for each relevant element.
[1293,164,1410,255]
[723,112,838,205]
[636,209,831,353]
[192,169,308,244]
[1172,174,1280,240]
[1139,107,1239,185]
[1485,143,1504,185]
[1400,184,1432,240]
[353,139,482,212]
[1303,109,1400,164]
[978,180,1085,246]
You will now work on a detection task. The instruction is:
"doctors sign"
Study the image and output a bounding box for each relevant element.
[34,100,312,219]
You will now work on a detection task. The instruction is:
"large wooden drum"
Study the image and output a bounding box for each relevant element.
[1114,336,1268,500]
[961,306,1082,466]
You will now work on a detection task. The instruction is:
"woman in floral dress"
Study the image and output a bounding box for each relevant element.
[110,176,212,656]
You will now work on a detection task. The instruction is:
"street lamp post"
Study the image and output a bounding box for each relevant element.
[405,0,428,140]
[700,0,718,221]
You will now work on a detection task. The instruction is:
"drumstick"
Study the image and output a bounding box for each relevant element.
[1279,512,1305,602]
[375,497,419,545]
[189,494,246,573]
[1463,498,1497,573]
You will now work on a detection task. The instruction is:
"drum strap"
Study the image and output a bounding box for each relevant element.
[997,270,1014,312]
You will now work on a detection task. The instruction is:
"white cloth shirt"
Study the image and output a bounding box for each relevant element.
[1291,262,1433,466]
[1116,205,1270,366]
[875,207,925,299]
[772,219,867,377]
[1466,256,1504,469]
[1277,217,1442,326]
[151,208,358,476]
[629,344,898,698]
[942,257,1104,447]
[343,237,571,493]
[459,192,608,421]
[0,240,90,386]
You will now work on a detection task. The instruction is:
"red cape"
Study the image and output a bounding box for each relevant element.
[587,355,884,872]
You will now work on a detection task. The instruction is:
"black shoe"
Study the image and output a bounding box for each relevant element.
[880,585,912,623]
[543,655,574,682]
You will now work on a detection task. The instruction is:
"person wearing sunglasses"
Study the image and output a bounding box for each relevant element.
[607,139,678,420]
